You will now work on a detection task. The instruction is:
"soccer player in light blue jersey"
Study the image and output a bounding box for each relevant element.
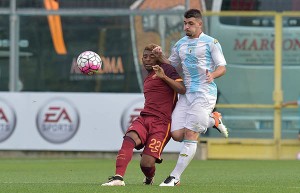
[153,9,229,186]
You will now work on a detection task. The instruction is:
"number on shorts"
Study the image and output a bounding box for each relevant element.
[149,139,162,153]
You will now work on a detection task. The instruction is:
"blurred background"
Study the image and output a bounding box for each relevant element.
[0,0,300,160]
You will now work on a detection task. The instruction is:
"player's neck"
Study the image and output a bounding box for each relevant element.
[188,31,202,39]
[194,31,202,38]
[147,70,154,74]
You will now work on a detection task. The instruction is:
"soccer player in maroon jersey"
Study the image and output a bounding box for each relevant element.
[101,43,186,186]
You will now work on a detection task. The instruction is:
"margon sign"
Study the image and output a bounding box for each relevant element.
[234,38,300,51]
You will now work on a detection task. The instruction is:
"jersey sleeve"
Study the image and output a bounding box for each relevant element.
[161,64,182,81]
[211,39,227,67]
[168,44,181,68]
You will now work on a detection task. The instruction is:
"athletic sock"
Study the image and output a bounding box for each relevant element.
[140,166,155,179]
[170,140,197,180]
[208,114,216,128]
[115,136,136,177]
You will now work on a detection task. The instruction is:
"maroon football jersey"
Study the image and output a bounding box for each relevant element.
[140,63,183,121]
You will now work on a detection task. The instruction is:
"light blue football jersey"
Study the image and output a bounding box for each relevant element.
[169,33,227,99]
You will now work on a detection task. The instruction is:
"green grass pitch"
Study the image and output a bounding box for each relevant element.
[0,158,299,193]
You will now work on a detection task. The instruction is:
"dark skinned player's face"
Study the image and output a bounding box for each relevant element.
[142,50,158,71]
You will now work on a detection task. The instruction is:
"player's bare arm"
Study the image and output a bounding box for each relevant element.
[152,46,171,65]
[206,66,226,83]
[153,65,186,94]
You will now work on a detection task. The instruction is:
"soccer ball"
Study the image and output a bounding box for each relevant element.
[77,51,102,75]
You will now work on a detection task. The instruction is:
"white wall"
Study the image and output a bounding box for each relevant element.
[0,92,182,152]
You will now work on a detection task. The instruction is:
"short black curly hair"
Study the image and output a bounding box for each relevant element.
[144,43,159,52]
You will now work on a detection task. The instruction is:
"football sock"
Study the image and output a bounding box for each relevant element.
[140,166,155,179]
[115,136,136,177]
[208,115,216,128]
[170,140,197,180]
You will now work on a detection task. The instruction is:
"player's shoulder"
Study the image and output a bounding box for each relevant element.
[200,33,219,45]
[160,63,181,79]
[160,63,178,75]
[174,36,189,47]
[160,63,176,71]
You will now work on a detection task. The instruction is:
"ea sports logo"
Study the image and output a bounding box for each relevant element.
[0,98,16,143]
[120,97,144,134]
[36,98,79,144]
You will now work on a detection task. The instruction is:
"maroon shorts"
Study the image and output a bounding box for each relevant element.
[126,115,171,162]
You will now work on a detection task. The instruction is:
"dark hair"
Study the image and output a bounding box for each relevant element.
[144,43,159,52]
[184,9,202,19]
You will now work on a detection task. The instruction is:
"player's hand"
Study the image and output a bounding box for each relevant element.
[206,69,214,83]
[152,65,166,79]
[152,46,163,57]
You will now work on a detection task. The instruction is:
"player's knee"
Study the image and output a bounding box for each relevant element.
[184,129,199,141]
[140,154,156,167]
[171,130,184,142]
[125,131,141,146]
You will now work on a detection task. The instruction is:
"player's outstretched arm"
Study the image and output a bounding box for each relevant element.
[152,65,186,94]
[152,46,171,65]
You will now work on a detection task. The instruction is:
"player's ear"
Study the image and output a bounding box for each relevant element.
[198,20,202,27]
